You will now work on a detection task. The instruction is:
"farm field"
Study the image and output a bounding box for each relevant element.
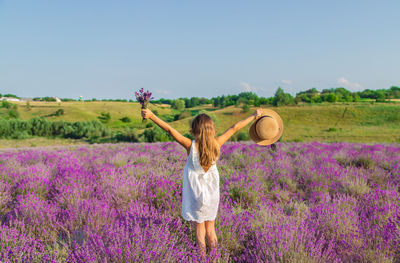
[0,142,399,262]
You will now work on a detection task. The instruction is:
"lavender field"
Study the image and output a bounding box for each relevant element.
[0,142,399,262]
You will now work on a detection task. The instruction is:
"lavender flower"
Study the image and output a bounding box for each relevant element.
[0,142,399,262]
[135,88,153,123]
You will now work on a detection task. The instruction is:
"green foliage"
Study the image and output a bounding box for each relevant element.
[0,118,110,140]
[8,109,19,119]
[172,99,185,111]
[242,104,250,113]
[43,97,57,102]
[3,94,19,98]
[97,112,111,123]
[142,125,173,142]
[112,128,138,142]
[119,116,131,123]
[273,87,295,106]
[11,130,30,139]
[1,101,13,109]
[324,93,338,102]
[376,91,386,102]
[60,98,75,102]
[310,95,322,103]
[184,133,194,140]
[55,109,64,116]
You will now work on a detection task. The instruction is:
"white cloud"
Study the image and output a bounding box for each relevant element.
[281,79,292,85]
[337,77,362,90]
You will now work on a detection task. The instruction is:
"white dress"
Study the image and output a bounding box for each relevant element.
[182,140,220,223]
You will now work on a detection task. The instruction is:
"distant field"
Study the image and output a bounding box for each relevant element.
[1,101,399,147]
[0,137,88,149]
[9,101,173,128]
[169,103,400,143]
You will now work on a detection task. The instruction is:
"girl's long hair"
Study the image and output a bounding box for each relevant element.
[190,114,220,168]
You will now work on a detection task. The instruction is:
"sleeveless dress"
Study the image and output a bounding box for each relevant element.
[182,140,220,223]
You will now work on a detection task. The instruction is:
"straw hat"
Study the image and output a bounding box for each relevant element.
[249,109,284,146]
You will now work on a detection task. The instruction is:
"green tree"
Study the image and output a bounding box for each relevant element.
[310,95,322,103]
[242,104,250,112]
[272,87,294,106]
[389,86,400,98]
[376,91,386,102]
[190,97,200,107]
[172,99,185,111]
[324,93,338,102]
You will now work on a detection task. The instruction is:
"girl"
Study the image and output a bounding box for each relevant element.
[141,108,263,256]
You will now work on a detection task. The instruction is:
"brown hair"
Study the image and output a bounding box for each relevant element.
[190,114,220,168]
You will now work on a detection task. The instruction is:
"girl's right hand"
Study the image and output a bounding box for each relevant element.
[252,108,263,119]
[141,108,154,119]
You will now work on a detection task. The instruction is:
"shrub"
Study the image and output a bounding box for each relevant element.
[184,133,194,140]
[8,109,19,119]
[55,109,64,116]
[0,118,110,140]
[119,116,131,123]
[1,101,12,109]
[142,125,173,142]
[113,128,138,142]
[97,112,111,123]
[242,104,250,113]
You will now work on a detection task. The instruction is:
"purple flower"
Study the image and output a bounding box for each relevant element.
[135,88,154,109]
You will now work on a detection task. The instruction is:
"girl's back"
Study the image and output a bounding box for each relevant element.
[182,139,220,223]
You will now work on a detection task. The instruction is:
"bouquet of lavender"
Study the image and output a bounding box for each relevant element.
[135,88,154,123]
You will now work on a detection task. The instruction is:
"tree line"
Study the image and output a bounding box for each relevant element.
[152,86,400,109]
[2,86,399,106]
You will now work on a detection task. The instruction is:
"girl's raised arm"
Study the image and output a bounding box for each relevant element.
[142,108,192,152]
[216,108,263,147]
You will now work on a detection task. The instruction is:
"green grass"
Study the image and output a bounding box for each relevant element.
[170,102,400,143]
[3,100,400,144]
[0,137,88,149]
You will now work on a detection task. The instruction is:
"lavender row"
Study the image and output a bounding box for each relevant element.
[0,142,399,262]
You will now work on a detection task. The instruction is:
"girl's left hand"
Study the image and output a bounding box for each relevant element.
[252,108,263,119]
[141,108,154,119]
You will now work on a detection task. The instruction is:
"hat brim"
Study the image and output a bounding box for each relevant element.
[249,109,284,146]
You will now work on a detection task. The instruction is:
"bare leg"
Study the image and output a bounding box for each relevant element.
[205,220,218,253]
[194,222,206,257]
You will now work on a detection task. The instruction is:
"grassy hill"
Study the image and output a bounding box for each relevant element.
[1,100,400,147]
[169,103,400,143]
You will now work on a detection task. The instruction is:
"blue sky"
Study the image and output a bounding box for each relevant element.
[0,0,399,100]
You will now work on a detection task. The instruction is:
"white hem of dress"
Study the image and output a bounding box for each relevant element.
[182,214,217,223]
